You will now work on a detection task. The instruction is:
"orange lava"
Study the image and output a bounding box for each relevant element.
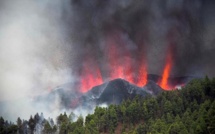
[105,32,147,86]
[73,30,149,94]
[80,59,103,93]
[107,43,124,79]
[136,64,147,87]
[158,47,173,90]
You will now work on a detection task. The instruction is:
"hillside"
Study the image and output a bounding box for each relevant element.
[0,76,215,134]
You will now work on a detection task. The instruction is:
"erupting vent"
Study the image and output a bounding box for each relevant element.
[158,41,175,90]
[79,32,183,92]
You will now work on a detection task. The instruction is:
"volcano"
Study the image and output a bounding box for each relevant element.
[82,78,150,105]
[78,74,193,106]
[36,74,194,110]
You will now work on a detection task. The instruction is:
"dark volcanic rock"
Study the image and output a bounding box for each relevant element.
[147,74,196,87]
[94,79,149,104]
[143,80,163,95]
[35,75,195,110]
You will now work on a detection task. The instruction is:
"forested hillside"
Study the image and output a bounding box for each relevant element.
[1,76,215,134]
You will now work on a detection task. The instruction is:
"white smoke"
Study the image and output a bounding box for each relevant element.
[0,0,74,121]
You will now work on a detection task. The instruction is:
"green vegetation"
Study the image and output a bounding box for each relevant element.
[1,76,215,134]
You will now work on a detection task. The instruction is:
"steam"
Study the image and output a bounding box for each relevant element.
[0,0,215,122]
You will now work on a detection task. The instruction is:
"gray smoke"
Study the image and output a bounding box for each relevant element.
[0,0,215,121]
[67,0,215,77]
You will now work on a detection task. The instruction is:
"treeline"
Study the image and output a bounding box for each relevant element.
[1,76,215,134]
[0,112,57,134]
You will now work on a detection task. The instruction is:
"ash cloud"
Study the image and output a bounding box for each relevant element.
[68,0,215,77]
[0,0,215,122]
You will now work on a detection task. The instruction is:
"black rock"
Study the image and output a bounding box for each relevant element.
[83,78,150,105]
[143,80,163,96]
[34,75,195,110]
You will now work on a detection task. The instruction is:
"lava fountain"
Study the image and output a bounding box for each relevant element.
[136,64,148,87]
[79,30,184,92]
[79,31,149,92]
[157,30,177,91]
[158,49,173,90]
[80,57,103,93]
[105,31,148,86]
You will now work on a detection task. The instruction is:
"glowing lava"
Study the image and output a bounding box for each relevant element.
[79,30,185,92]
[136,64,148,87]
[158,47,173,90]
[105,31,147,86]
[80,59,103,93]
[106,43,124,79]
